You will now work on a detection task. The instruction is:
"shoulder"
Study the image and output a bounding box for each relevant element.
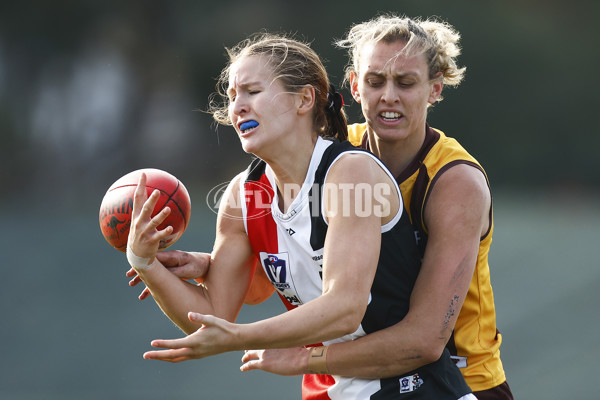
[426,128,489,201]
[423,128,490,209]
[325,150,401,223]
[425,163,491,233]
[326,150,389,185]
[216,171,247,224]
[428,127,482,169]
[433,163,489,198]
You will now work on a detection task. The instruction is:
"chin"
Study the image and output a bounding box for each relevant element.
[239,138,262,156]
[374,125,406,139]
[240,143,256,155]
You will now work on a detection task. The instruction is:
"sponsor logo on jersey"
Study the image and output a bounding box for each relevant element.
[399,373,423,394]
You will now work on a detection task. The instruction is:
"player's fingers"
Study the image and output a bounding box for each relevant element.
[149,206,171,229]
[149,338,191,350]
[125,267,138,278]
[153,226,174,245]
[143,347,192,362]
[155,250,182,268]
[161,356,188,363]
[241,349,262,363]
[139,287,151,300]
[139,190,160,220]
[132,173,148,218]
[128,274,142,287]
[188,311,213,326]
[240,359,260,372]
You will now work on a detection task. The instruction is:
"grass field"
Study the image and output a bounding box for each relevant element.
[1,189,597,399]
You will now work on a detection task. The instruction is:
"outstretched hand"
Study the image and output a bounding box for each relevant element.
[240,347,309,376]
[143,312,241,362]
[127,173,173,265]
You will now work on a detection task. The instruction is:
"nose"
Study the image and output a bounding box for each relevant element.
[380,81,400,104]
[231,94,249,117]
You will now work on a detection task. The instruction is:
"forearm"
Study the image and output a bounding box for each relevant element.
[325,319,439,378]
[240,292,364,350]
[136,259,215,333]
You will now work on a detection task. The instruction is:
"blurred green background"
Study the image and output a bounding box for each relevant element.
[1,0,598,399]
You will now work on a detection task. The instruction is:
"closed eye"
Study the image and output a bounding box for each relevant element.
[367,78,384,87]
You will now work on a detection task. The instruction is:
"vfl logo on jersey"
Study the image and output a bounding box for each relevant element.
[399,373,423,394]
[263,253,288,286]
[259,252,301,305]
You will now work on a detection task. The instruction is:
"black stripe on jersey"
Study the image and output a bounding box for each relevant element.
[395,125,439,183]
[410,164,430,257]
[245,157,267,183]
[308,140,372,251]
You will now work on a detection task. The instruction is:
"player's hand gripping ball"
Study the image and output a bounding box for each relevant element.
[99,168,191,252]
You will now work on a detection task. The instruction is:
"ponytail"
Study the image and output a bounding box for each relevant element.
[324,84,348,141]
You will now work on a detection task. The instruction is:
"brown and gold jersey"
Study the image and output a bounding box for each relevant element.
[348,122,507,392]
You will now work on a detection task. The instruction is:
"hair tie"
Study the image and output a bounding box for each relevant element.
[327,84,344,113]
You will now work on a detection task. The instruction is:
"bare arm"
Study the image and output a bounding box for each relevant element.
[129,173,256,333]
[241,164,490,377]
[243,262,276,305]
[127,252,275,304]
[126,250,212,300]
[143,154,400,361]
[324,164,490,377]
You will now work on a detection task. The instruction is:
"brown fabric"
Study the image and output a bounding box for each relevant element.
[473,381,514,400]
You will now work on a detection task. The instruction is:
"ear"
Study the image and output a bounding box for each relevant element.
[297,85,316,115]
[350,72,361,103]
[428,74,444,104]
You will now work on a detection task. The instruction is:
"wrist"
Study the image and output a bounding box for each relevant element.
[308,346,329,375]
[126,245,156,271]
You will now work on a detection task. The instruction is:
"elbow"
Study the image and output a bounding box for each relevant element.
[338,318,362,337]
[421,345,446,365]
[335,304,366,337]
[318,291,367,339]
[414,334,448,364]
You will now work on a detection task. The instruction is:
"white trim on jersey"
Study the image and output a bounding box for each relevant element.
[238,169,249,234]
[265,136,332,221]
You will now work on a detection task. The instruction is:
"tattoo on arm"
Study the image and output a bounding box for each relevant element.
[441,295,460,336]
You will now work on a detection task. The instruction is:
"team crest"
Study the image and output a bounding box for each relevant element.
[399,373,423,394]
[259,252,301,305]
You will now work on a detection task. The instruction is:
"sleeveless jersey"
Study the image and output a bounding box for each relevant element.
[240,137,471,400]
[348,123,507,392]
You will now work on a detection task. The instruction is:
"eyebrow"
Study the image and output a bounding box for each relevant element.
[364,70,420,79]
[228,80,263,92]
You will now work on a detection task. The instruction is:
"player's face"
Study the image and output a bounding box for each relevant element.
[350,40,442,143]
[228,55,299,156]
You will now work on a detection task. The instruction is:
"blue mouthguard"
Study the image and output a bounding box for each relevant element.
[240,120,259,131]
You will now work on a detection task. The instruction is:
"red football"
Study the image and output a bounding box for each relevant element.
[99,168,191,252]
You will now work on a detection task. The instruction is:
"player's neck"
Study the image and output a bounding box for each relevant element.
[367,130,426,178]
[266,136,317,213]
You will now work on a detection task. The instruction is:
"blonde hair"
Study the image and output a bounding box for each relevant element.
[210,33,347,141]
[336,14,466,101]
